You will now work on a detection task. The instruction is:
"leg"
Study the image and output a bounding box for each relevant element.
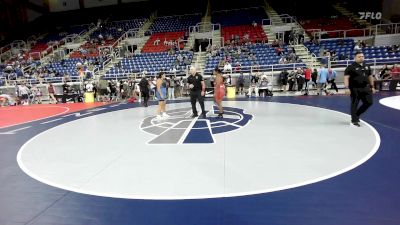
[332,79,338,92]
[350,89,361,122]
[356,88,373,118]
[190,92,198,116]
[197,91,206,115]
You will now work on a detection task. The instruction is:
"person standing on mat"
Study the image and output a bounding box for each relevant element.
[214,68,225,118]
[187,66,206,118]
[344,52,376,127]
[155,72,169,120]
[139,75,150,107]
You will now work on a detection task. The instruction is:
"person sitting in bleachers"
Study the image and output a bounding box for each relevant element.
[154,39,160,45]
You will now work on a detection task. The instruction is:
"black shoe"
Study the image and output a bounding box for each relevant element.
[350,121,361,127]
[201,113,207,119]
[217,113,223,118]
[191,114,198,118]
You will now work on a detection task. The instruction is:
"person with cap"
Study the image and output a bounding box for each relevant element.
[213,68,225,118]
[187,66,206,118]
[344,52,375,127]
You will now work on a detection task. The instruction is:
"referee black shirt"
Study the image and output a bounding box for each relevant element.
[344,62,372,88]
[187,73,204,92]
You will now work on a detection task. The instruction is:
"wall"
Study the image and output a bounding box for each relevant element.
[382,0,400,20]
[48,0,80,12]
[83,0,118,8]
[374,33,400,46]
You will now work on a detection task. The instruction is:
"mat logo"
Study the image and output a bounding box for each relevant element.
[359,12,382,20]
[140,106,253,144]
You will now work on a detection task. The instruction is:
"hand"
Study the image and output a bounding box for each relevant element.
[371,88,377,94]
[189,84,194,89]
[201,91,205,96]
[344,88,350,95]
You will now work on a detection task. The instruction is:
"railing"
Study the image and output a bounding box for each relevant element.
[373,22,400,35]
[102,70,187,81]
[306,27,375,39]
[330,57,400,74]
[190,23,221,33]
[262,19,272,26]
[202,62,307,75]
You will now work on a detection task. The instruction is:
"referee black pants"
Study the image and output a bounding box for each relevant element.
[190,90,205,116]
[141,90,149,106]
[350,87,373,122]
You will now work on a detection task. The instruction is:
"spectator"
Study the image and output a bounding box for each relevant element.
[390,64,400,79]
[237,72,245,95]
[327,69,338,93]
[48,83,58,104]
[247,75,259,97]
[317,66,330,95]
[280,70,289,91]
[223,62,232,74]
[258,75,273,97]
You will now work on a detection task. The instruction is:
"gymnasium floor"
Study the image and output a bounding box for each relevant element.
[0,93,399,225]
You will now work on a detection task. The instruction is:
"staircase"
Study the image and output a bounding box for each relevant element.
[134,36,151,54]
[134,18,154,54]
[212,29,221,47]
[263,26,276,44]
[333,4,385,35]
[291,44,322,68]
[190,52,207,75]
[264,2,284,26]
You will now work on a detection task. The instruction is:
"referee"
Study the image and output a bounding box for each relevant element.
[187,66,206,118]
[344,52,376,127]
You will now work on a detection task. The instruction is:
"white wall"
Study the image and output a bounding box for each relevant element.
[83,0,118,8]
[374,33,400,46]
[49,0,80,12]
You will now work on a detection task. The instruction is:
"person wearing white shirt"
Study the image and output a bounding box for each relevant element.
[223,62,232,74]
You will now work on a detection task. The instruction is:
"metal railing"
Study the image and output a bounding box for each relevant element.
[202,62,308,75]
[306,28,375,39]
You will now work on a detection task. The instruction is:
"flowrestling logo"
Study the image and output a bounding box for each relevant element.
[140,106,253,144]
[359,12,382,20]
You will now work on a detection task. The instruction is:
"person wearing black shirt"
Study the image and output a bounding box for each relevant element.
[187,66,206,118]
[139,76,150,107]
[344,52,376,127]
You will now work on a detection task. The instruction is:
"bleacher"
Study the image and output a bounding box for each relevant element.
[105,51,193,79]
[305,39,400,67]
[212,8,267,26]
[204,44,306,74]
[141,32,185,53]
[46,58,102,78]
[90,18,147,40]
[148,14,201,33]
[222,25,268,44]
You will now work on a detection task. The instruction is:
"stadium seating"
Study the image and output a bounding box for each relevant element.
[212,8,267,26]
[105,51,193,79]
[148,14,201,33]
[222,25,268,44]
[46,58,103,77]
[204,44,305,74]
[141,32,185,53]
[90,18,147,40]
[305,39,400,66]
